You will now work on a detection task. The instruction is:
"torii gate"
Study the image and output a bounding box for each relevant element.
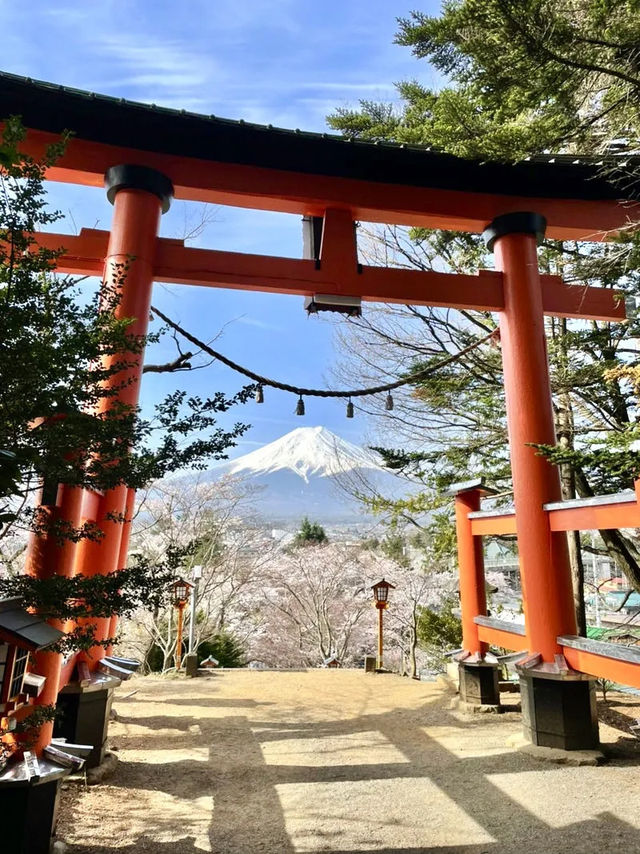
[3,73,640,829]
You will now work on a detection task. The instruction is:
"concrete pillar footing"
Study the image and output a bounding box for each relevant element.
[518,669,599,751]
[54,678,119,768]
[458,660,501,707]
[0,777,63,853]
[184,653,199,678]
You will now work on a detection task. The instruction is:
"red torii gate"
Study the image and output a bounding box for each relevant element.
[3,71,640,788]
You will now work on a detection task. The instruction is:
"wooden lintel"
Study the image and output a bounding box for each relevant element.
[470,514,517,536]
[561,642,640,690]
[540,277,625,322]
[476,623,529,652]
[17,129,638,240]
[548,500,640,531]
[32,229,625,320]
[470,497,640,536]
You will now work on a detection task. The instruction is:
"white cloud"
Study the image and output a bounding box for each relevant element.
[233,317,285,333]
[87,32,221,95]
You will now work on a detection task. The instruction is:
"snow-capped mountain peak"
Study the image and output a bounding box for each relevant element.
[221,426,382,483]
[192,426,409,524]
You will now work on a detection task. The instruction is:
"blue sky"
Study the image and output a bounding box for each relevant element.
[4,1,443,457]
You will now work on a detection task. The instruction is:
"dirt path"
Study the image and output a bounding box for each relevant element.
[57,670,640,854]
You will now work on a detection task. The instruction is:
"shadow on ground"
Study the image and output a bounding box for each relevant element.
[58,672,640,854]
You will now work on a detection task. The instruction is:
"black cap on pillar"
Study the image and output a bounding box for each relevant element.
[482,211,547,253]
[104,165,174,214]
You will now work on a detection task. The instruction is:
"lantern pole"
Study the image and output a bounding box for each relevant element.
[175,602,185,671]
[170,577,193,672]
[188,565,202,655]
[377,604,384,670]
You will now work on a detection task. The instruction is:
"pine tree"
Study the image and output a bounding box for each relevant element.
[293,517,328,546]
[327,2,640,624]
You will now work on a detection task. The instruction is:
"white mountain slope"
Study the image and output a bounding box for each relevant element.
[205,426,404,525]
[222,426,382,483]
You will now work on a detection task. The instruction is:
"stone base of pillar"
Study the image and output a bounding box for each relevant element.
[55,676,120,768]
[458,660,500,706]
[519,672,599,750]
[0,777,62,853]
[184,653,199,678]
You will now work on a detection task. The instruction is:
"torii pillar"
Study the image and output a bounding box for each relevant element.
[56,165,173,768]
[448,479,501,708]
[484,212,599,749]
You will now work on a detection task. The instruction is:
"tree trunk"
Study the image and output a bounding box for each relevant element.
[556,381,587,634]
[163,607,173,672]
[566,529,586,635]
[409,624,417,679]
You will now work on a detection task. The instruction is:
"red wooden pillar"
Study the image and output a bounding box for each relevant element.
[24,482,84,754]
[484,213,577,661]
[448,480,499,706]
[104,487,136,657]
[484,213,597,749]
[74,166,172,664]
[452,484,489,657]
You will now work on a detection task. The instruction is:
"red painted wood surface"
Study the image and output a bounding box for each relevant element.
[16,128,639,240]
[495,230,577,661]
[470,514,518,536]
[73,188,163,668]
[470,499,640,537]
[32,229,625,321]
[24,484,85,754]
[476,625,529,652]
[455,490,489,656]
[548,501,640,531]
[562,646,640,690]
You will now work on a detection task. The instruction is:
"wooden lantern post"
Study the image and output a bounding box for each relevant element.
[170,578,193,671]
[371,579,395,671]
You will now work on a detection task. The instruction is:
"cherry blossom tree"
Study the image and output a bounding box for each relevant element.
[382,561,458,677]
[246,543,372,667]
[121,476,273,670]
[246,542,456,670]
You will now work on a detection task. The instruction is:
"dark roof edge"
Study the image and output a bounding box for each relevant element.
[1,71,638,202]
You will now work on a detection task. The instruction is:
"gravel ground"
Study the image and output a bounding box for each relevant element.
[56,670,640,854]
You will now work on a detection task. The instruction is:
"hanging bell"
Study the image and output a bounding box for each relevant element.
[346,399,354,418]
[385,392,394,411]
[255,385,264,404]
[296,396,305,416]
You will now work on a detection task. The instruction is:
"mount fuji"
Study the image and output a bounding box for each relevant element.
[205,426,405,525]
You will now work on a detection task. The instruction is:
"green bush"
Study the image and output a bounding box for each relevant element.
[145,644,165,672]
[197,632,246,668]
[417,598,462,666]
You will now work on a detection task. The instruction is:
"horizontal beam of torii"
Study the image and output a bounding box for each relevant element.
[34,215,624,321]
[5,73,640,245]
[15,126,640,242]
